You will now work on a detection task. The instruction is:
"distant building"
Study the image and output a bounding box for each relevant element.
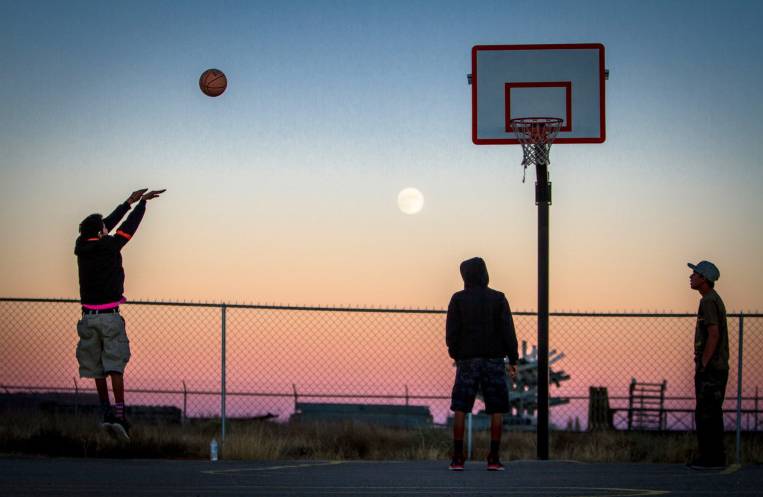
[0,392,182,424]
[291,402,433,429]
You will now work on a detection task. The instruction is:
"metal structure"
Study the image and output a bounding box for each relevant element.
[627,378,667,430]
[507,340,570,427]
[471,43,607,460]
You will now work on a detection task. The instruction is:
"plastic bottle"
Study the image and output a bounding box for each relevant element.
[210,437,219,462]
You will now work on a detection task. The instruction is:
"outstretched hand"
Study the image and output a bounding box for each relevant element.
[141,189,166,201]
[126,189,148,205]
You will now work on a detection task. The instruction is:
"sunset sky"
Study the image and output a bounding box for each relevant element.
[2,0,762,313]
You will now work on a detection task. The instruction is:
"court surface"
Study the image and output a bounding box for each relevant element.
[0,457,758,497]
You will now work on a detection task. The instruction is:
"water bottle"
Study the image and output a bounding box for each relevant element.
[210,437,218,462]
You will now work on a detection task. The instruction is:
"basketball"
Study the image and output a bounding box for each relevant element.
[199,69,227,97]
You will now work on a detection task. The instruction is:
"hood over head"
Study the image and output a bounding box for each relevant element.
[460,257,489,289]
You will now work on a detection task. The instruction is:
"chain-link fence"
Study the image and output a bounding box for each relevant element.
[1,298,761,433]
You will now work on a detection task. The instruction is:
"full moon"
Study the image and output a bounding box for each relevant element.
[397,187,424,215]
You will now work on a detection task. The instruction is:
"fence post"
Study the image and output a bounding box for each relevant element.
[221,304,227,447]
[182,380,188,426]
[736,313,744,464]
[73,377,78,416]
[466,412,473,460]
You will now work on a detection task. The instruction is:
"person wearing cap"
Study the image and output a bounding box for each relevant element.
[446,257,519,471]
[687,260,729,470]
[74,188,165,440]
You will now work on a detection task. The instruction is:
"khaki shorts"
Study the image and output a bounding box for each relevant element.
[76,313,131,378]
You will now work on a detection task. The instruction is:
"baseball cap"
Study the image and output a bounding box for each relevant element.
[688,260,720,282]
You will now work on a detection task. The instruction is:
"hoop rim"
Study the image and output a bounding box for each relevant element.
[509,117,564,126]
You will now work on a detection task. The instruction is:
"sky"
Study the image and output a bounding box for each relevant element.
[2,0,762,313]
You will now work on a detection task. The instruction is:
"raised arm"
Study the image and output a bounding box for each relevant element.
[103,189,148,232]
[113,189,165,249]
[102,204,131,232]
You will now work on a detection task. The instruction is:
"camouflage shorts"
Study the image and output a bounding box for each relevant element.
[450,357,509,414]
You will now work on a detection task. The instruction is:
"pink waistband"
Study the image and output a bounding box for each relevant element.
[81,297,126,310]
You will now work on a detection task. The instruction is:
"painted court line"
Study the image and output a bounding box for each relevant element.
[720,463,741,475]
[202,460,345,474]
[177,486,669,496]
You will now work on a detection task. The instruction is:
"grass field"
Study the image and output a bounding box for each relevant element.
[2,410,760,463]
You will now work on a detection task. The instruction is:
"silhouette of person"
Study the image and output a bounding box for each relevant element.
[446,257,518,470]
[687,260,729,470]
[74,188,165,440]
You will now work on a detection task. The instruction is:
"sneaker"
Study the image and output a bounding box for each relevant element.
[448,455,465,471]
[101,412,130,442]
[487,454,505,471]
[110,417,131,442]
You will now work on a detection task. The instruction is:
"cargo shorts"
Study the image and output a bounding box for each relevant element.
[76,313,131,378]
[450,357,510,414]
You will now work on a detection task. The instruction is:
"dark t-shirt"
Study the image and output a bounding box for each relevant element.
[694,289,729,371]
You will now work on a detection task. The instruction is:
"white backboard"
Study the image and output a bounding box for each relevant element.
[472,44,606,145]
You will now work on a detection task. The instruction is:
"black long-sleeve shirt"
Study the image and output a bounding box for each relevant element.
[74,200,146,305]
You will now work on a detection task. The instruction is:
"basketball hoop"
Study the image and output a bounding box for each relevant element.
[510,117,563,181]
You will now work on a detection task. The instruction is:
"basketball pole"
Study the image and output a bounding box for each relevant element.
[535,153,551,460]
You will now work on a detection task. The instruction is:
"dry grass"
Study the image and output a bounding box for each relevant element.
[2,410,761,463]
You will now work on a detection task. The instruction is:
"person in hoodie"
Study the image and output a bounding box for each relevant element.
[74,188,165,440]
[446,257,518,471]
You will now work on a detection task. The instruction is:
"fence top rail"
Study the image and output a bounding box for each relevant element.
[3,385,763,407]
[1,297,760,318]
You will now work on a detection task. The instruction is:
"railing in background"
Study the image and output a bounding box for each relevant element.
[1,298,761,453]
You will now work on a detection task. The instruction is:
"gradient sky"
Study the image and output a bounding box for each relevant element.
[2,0,762,312]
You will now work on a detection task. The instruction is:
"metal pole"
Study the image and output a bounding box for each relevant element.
[221,304,227,446]
[536,158,550,460]
[467,412,473,460]
[182,380,188,426]
[736,313,744,464]
[73,378,78,416]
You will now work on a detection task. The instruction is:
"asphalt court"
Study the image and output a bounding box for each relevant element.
[0,457,758,497]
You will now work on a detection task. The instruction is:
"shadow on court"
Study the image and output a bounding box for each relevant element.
[0,457,758,496]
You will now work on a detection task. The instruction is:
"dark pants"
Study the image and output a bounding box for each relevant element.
[694,367,728,463]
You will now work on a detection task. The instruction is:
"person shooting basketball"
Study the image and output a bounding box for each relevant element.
[74,188,165,440]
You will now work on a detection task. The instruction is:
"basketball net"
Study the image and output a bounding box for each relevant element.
[510,117,563,182]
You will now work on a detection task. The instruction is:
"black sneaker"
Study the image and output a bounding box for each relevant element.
[487,454,505,471]
[448,454,465,471]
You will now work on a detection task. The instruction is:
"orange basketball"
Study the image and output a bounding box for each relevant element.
[199,69,227,97]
